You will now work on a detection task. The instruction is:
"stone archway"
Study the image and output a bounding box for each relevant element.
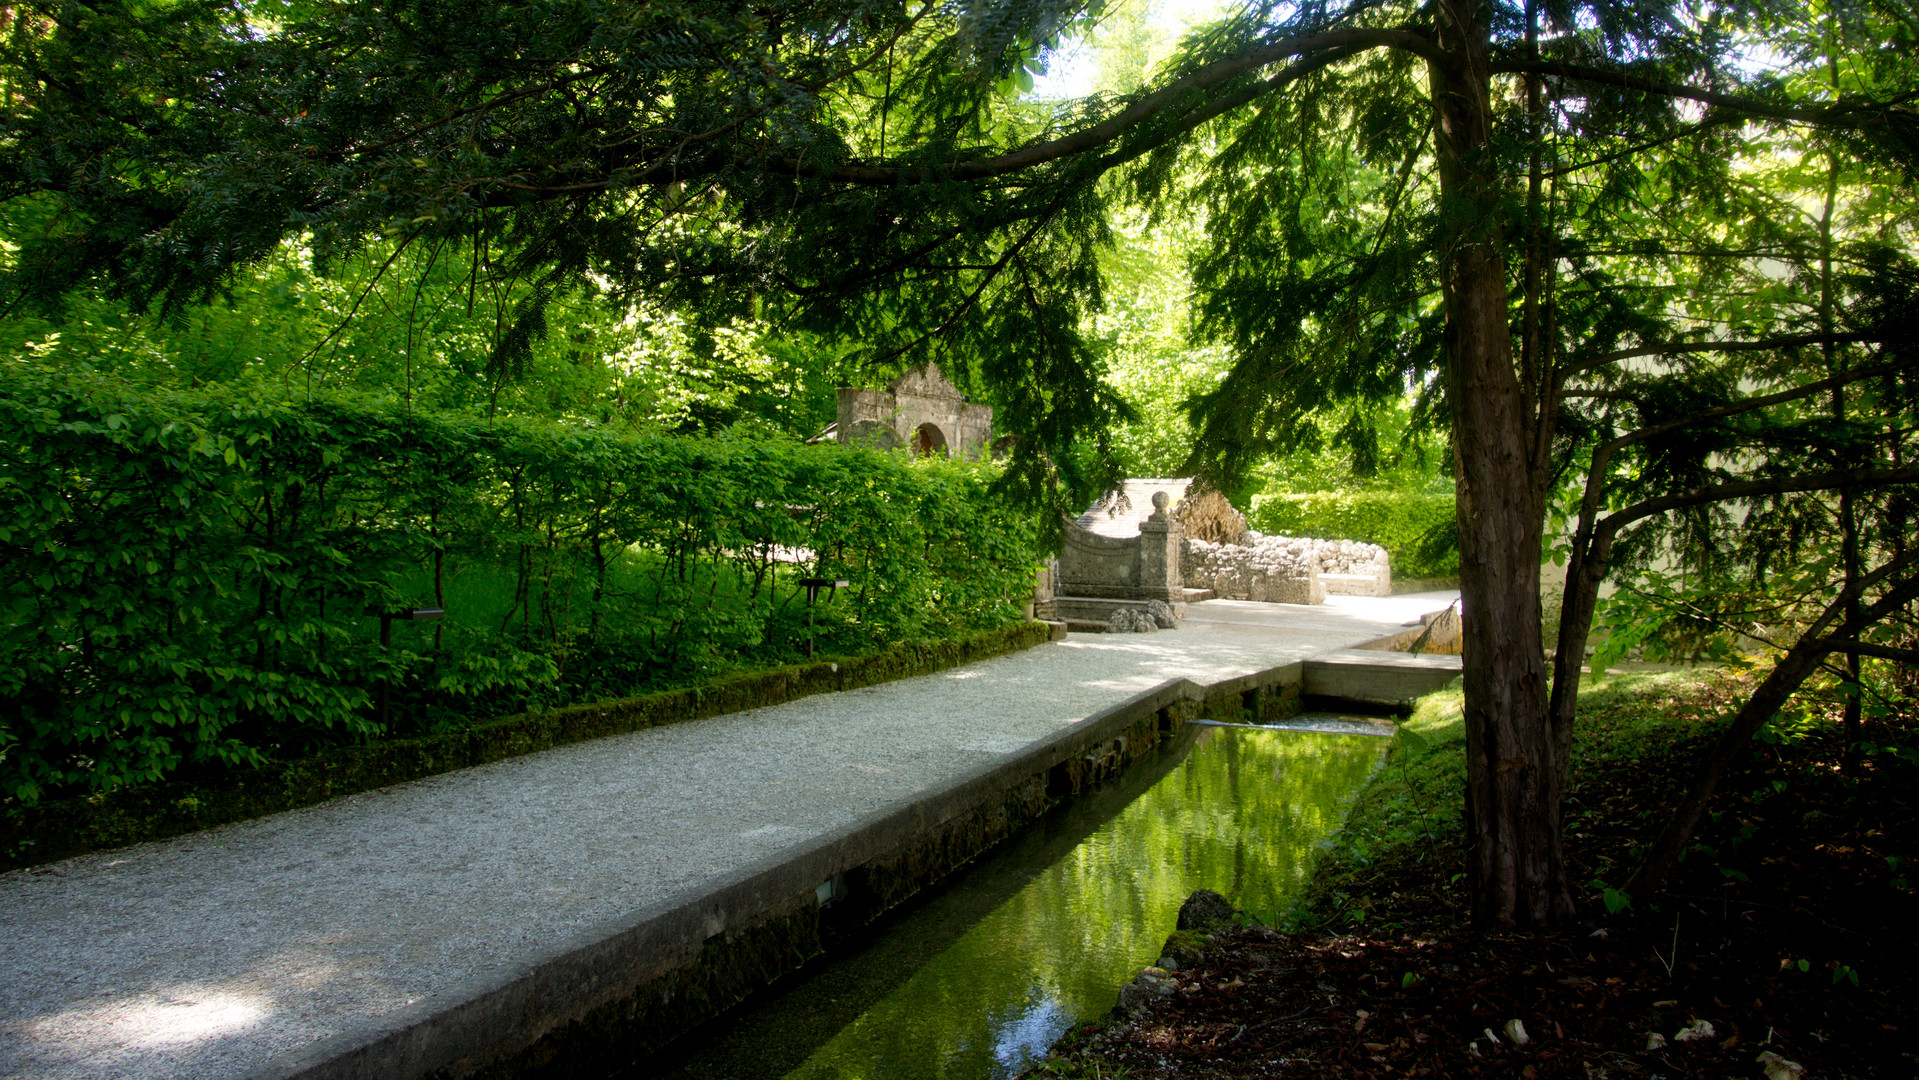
[833,364,993,459]
[912,423,947,457]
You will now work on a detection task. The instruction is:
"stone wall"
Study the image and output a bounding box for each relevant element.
[1181,536,1324,605]
[1179,534,1392,603]
[1303,536,1393,596]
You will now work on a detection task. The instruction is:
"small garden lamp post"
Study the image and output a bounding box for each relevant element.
[373,607,444,725]
[795,578,849,659]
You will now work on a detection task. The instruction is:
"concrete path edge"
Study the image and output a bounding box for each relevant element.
[265,657,1321,1080]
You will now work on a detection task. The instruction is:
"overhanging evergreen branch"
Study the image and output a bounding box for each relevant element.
[1558,331,1889,378]
[1491,58,1919,133]
[766,29,1433,186]
[1592,467,1919,545]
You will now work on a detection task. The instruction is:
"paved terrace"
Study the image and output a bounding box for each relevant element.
[0,593,1457,1080]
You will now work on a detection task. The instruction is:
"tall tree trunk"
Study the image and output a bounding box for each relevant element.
[1430,0,1574,929]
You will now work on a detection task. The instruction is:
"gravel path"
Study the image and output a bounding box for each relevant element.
[0,594,1454,1080]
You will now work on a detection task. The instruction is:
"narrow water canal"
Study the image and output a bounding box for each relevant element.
[644,722,1386,1080]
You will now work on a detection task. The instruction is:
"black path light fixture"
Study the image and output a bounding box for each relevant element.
[795,578,849,659]
[370,606,445,726]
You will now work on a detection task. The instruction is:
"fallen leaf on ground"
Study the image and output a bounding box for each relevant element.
[1673,1018,1715,1043]
[1757,1049,1806,1080]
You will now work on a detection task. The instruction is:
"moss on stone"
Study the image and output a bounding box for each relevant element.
[1198,676,1301,726]
[1156,929,1220,970]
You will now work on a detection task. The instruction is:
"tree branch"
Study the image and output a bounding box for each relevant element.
[1576,356,1916,460]
[1490,58,1913,132]
[865,203,1062,367]
[1822,640,1919,665]
[1594,467,1919,545]
[1559,331,1886,378]
[1545,364,1915,759]
[769,29,1434,186]
[1629,552,1919,897]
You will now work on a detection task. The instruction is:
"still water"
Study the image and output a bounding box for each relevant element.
[646,723,1384,1080]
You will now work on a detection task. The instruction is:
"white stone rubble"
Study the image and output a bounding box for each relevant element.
[1181,535,1392,604]
[1105,608,1160,633]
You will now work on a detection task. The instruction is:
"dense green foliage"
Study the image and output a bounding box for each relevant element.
[0,365,1039,806]
[1095,219,1452,496]
[4,0,1911,516]
[3,0,1913,510]
[5,0,1918,927]
[0,0,1138,509]
[1247,491,1457,578]
[0,239,868,438]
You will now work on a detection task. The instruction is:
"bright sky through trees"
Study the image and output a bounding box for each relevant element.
[1030,0,1231,98]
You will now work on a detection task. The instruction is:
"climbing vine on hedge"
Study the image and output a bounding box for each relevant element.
[0,367,1039,806]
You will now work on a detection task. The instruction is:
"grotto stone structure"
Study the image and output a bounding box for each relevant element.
[828,363,995,459]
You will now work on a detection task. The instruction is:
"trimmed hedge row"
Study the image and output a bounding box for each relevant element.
[1,366,1040,807]
[1247,491,1458,578]
[0,622,1052,871]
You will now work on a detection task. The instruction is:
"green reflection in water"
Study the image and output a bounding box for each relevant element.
[651,726,1383,1080]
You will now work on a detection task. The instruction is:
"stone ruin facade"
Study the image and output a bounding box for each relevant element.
[1181,534,1393,604]
[830,363,995,459]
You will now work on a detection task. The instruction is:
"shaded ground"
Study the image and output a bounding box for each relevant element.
[1024,671,1919,1079]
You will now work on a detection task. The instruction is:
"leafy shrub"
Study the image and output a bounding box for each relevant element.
[1246,491,1457,578]
[0,367,1039,805]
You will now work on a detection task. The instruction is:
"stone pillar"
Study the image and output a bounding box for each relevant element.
[1135,492,1185,606]
[1033,559,1058,621]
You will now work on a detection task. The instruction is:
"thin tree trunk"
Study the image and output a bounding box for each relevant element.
[1818,149,1865,772]
[432,506,445,653]
[1429,0,1573,929]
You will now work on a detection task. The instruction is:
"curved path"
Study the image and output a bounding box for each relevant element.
[0,594,1455,1080]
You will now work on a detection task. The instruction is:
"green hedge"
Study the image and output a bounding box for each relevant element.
[1246,491,1458,578]
[0,367,1039,807]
